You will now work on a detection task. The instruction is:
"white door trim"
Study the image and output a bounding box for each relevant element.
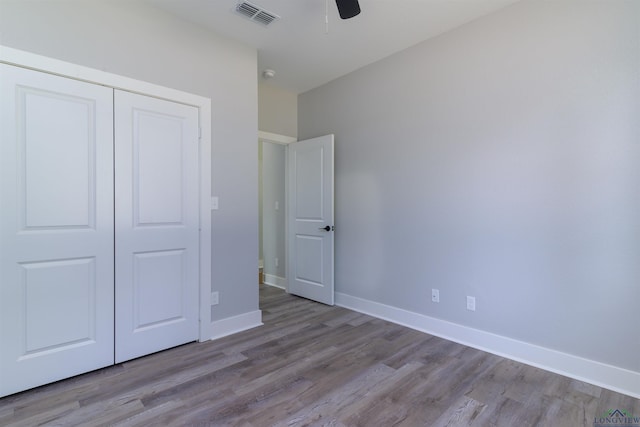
[259,131,296,145]
[0,46,212,343]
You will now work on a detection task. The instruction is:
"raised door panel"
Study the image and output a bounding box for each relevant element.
[114,90,199,363]
[0,64,114,397]
[294,148,324,220]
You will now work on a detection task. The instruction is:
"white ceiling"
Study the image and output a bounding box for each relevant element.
[147,0,520,94]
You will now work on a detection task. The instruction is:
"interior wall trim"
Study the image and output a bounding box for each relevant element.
[209,310,263,341]
[336,291,640,399]
[259,130,296,145]
[264,275,287,290]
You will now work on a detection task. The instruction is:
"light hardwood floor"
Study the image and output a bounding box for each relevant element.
[1,285,638,426]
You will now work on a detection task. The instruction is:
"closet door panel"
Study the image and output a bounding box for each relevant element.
[114,90,199,363]
[0,64,115,397]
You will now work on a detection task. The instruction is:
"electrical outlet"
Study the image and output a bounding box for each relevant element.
[275,257,279,268]
[211,291,219,306]
[466,296,476,311]
[431,289,440,303]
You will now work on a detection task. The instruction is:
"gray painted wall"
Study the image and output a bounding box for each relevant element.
[262,142,287,279]
[0,0,259,322]
[259,83,298,138]
[299,0,640,372]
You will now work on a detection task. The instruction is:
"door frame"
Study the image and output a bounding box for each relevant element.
[0,46,213,342]
[258,131,296,292]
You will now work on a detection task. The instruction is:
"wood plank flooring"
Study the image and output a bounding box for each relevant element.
[1,285,638,426]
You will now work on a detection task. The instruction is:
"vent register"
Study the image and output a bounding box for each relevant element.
[235,1,280,26]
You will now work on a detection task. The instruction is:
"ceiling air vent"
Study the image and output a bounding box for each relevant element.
[235,1,280,26]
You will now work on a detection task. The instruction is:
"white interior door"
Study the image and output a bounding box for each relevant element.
[0,64,115,397]
[287,134,335,305]
[114,91,200,363]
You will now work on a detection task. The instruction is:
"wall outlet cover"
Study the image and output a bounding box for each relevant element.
[466,296,476,311]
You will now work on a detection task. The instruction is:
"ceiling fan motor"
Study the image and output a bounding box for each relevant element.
[335,0,360,19]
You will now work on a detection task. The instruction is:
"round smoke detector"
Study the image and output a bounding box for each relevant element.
[262,69,276,79]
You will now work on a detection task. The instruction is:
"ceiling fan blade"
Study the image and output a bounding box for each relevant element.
[335,0,360,19]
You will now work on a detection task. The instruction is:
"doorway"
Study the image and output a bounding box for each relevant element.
[258,132,295,290]
[258,132,335,306]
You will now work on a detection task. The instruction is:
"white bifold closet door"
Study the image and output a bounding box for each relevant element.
[114,90,199,363]
[0,64,200,397]
[0,64,115,397]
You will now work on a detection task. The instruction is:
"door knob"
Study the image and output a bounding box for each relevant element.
[319,225,332,231]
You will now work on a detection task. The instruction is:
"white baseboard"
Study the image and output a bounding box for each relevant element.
[336,292,640,399]
[264,274,287,290]
[208,310,263,341]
